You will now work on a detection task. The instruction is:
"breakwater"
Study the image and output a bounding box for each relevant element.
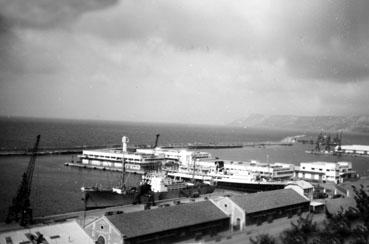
[0,141,293,156]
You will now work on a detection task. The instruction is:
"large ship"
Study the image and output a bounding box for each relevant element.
[167,171,288,193]
[81,136,215,210]
[165,159,292,193]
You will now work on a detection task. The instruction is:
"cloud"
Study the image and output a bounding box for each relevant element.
[76,0,369,83]
[0,0,369,123]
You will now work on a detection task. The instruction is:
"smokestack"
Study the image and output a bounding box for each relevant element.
[122,136,129,153]
[154,134,160,148]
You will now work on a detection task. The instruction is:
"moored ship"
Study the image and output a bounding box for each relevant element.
[82,173,215,210]
[81,136,215,210]
[167,171,288,193]
[166,159,293,193]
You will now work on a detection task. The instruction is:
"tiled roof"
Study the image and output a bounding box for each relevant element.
[230,189,309,214]
[107,201,229,239]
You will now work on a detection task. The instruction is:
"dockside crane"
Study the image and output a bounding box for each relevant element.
[6,135,41,226]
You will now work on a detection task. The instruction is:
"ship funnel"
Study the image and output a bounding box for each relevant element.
[122,136,129,152]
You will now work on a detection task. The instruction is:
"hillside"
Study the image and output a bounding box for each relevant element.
[229,114,369,133]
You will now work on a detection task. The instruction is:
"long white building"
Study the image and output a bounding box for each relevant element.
[335,145,369,155]
[295,161,354,184]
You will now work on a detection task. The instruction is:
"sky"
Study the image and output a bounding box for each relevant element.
[0,0,368,125]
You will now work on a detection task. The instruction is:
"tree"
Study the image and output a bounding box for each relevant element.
[280,214,318,244]
[249,234,276,244]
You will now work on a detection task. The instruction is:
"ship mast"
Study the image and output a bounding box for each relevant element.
[121,136,129,191]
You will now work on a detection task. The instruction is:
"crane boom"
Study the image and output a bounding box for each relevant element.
[6,135,41,226]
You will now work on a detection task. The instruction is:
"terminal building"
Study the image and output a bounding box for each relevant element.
[295,161,355,184]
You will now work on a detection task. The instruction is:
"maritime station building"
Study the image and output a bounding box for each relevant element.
[84,200,230,244]
[295,161,355,184]
[211,189,310,231]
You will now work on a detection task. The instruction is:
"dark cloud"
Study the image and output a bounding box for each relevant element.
[1,0,369,123]
[0,0,118,29]
[0,14,17,76]
[76,0,369,83]
[281,0,369,82]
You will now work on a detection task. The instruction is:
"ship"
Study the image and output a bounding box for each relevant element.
[81,136,215,210]
[167,170,288,193]
[82,173,215,210]
[165,159,291,193]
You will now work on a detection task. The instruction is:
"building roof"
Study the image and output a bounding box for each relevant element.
[0,220,94,244]
[107,200,229,239]
[300,161,338,166]
[287,180,313,190]
[230,189,310,214]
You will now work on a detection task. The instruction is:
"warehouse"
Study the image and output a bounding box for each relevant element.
[84,200,230,244]
[212,189,310,230]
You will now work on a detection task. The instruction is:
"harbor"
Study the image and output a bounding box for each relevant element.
[1,123,369,243]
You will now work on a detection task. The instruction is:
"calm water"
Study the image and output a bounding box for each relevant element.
[0,117,369,221]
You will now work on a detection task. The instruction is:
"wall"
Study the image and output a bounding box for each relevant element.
[211,197,245,231]
[84,217,123,244]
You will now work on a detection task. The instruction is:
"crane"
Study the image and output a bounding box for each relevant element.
[6,135,41,226]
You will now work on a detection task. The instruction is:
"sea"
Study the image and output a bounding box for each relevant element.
[1,117,369,221]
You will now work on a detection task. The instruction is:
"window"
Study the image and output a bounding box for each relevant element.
[5,237,12,244]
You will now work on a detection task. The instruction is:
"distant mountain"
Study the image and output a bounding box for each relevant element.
[228,114,369,133]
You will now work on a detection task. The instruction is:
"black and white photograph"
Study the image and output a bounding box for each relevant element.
[1,0,369,243]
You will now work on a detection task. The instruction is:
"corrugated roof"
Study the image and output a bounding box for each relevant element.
[107,200,228,239]
[230,189,309,214]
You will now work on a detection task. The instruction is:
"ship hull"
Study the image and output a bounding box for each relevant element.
[215,181,286,193]
[83,184,215,210]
